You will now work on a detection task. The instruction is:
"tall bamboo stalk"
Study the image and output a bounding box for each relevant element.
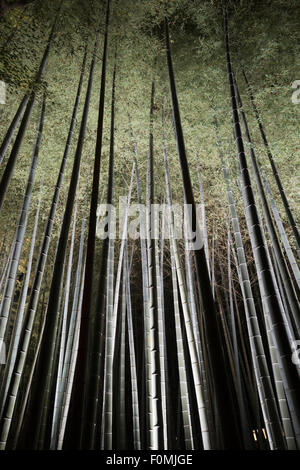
[169,231,194,449]
[133,156,149,449]
[102,163,135,449]
[69,0,111,448]
[10,308,46,450]
[234,76,300,335]
[50,201,78,448]
[51,201,86,449]
[0,180,43,412]
[0,46,86,450]
[165,17,241,448]
[155,216,168,449]
[224,8,300,447]
[0,95,45,349]
[124,240,141,450]
[146,81,164,450]
[162,98,211,448]
[218,141,287,449]
[28,39,97,449]
[260,167,300,293]
[0,95,29,165]
[0,3,62,211]
[116,260,127,449]
[58,259,86,450]
[196,158,210,274]
[100,61,120,450]
[242,69,300,258]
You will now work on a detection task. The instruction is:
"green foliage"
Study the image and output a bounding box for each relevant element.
[0,0,299,251]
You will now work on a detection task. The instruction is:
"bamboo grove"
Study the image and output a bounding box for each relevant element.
[0,0,299,450]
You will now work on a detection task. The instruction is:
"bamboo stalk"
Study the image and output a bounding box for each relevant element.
[242,69,300,258]
[0,3,62,211]
[19,41,97,449]
[69,0,111,448]
[0,180,43,413]
[224,8,300,448]
[0,46,87,450]
[234,76,300,335]
[0,95,45,348]
[124,240,141,450]
[166,17,240,448]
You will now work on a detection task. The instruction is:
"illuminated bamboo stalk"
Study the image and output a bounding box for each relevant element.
[226,226,253,448]
[134,156,149,449]
[218,133,287,449]
[0,233,16,310]
[234,76,300,335]
[166,17,239,448]
[0,233,7,268]
[211,222,215,299]
[124,240,141,450]
[186,249,214,442]
[96,61,118,450]
[260,168,300,292]
[50,201,78,448]
[117,260,127,449]
[0,46,86,450]
[57,260,86,450]
[54,205,86,449]
[0,95,45,347]
[243,69,300,258]
[184,233,201,363]
[0,3,62,211]
[102,162,134,449]
[196,158,210,274]
[101,237,115,450]
[162,99,210,449]
[159,196,174,447]
[70,1,110,448]
[258,221,297,450]
[0,181,43,412]
[145,81,164,450]
[21,41,96,449]
[155,224,168,449]
[0,255,10,302]
[11,307,47,450]
[161,95,194,448]
[169,233,194,449]
[0,95,29,165]
[225,8,300,447]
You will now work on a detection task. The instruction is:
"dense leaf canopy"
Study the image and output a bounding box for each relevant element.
[0,0,299,253]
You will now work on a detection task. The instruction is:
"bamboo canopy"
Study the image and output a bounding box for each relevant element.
[0,0,299,451]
